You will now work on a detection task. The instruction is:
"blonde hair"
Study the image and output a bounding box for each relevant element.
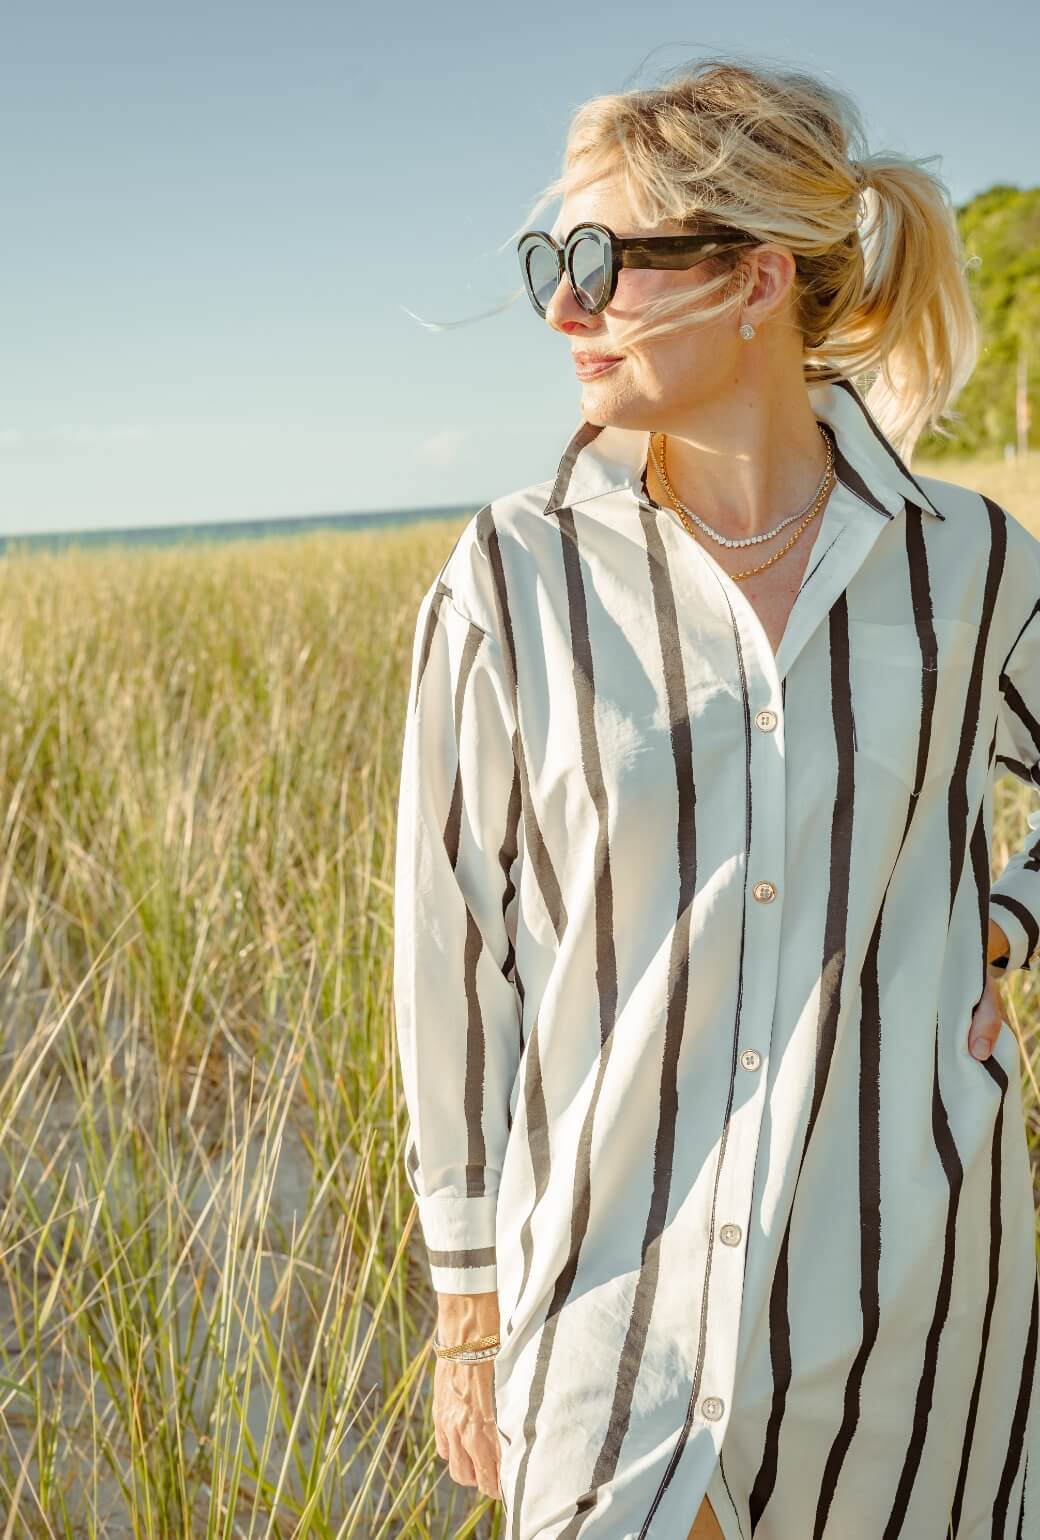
[413,53,981,461]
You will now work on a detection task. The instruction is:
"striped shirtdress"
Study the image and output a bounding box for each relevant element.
[392,372,1040,1539]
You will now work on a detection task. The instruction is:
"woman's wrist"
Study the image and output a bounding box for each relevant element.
[436,1290,500,1346]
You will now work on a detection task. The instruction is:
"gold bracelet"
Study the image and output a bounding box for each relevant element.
[433,1331,501,1361]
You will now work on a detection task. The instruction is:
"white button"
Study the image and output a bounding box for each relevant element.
[754,709,777,732]
[720,1223,742,1246]
[701,1396,724,1421]
[753,881,777,903]
[740,1049,762,1071]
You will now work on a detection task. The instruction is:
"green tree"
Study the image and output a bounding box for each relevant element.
[917,184,1040,460]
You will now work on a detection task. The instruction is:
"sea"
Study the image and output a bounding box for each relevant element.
[0,502,475,557]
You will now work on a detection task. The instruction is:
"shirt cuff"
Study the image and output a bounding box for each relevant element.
[415,1192,498,1294]
[989,892,1040,973]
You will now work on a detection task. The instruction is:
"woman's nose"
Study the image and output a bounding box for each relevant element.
[544,275,588,331]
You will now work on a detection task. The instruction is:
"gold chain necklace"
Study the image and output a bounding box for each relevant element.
[651,430,836,583]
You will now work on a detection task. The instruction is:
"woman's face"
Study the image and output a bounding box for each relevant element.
[543,180,791,431]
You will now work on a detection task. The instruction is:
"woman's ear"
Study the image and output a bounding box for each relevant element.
[739,244,800,332]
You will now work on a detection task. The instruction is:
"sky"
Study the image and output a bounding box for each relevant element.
[0,0,1036,536]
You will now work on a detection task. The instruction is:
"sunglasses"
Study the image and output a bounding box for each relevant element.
[517,221,762,318]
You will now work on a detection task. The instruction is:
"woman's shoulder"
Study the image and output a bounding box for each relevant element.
[430,477,559,641]
[913,468,1038,545]
[912,469,1040,630]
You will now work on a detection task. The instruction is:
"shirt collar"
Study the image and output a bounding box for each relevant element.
[541,372,945,522]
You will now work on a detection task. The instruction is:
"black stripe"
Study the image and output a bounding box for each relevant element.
[502,753,524,1146]
[479,504,569,943]
[943,500,1005,973]
[832,376,946,520]
[949,1010,1012,1531]
[508,503,623,1538]
[503,1006,550,1345]
[412,585,502,1229]
[475,506,570,1347]
[635,562,757,1537]
[955,782,1023,1540]
[811,869,883,1535]
[543,420,606,514]
[881,810,989,1532]
[559,494,702,1536]
[906,509,943,804]
[998,664,1040,762]
[443,616,495,1197]
[994,753,1040,785]
[829,429,896,520]
[993,1272,1039,1536]
[412,581,450,707]
[979,499,1040,965]
[748,592,857,1529]
[426,1243,497,1269]
[812,513,934,1535]
[881,1013,964,1537]
[498,759,523,1003]
[990,894,1040,960]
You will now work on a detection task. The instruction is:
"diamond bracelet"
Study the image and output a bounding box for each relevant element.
[433,1331,501,1363]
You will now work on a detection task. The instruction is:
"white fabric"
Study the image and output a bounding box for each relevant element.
[393,373,1040,1538]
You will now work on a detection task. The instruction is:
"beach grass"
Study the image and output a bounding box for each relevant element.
[0,452,1037,1535]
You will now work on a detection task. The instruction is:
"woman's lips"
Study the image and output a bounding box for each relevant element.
[575,357,623,379]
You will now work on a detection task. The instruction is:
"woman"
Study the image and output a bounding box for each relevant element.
[393,57,1040,1540]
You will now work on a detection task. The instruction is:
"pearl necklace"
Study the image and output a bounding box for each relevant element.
[648,425,836,583]
[648,422,834,548]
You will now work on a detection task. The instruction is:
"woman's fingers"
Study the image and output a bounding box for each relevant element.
[433,1356,502,1499]
[968,978,1003,1060]
[447,1426,477,1486]
[468,1426,502,1499]
[446,1421,501,1498]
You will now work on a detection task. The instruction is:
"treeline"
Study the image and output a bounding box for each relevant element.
[918,183,1040,459]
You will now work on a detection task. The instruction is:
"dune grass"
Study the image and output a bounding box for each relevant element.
[0,452,1037,1536]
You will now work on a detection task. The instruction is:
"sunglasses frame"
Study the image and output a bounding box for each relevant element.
[517,220,763,318]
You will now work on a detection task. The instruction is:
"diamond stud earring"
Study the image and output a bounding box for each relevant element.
[739,322,756,341]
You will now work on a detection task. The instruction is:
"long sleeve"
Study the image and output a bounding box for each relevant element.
[392,574,523,1294]
[989,551,1040,975]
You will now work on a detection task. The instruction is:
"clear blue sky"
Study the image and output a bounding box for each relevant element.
[1,0,1035,535]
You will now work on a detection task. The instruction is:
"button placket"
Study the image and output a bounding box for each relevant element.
[695,659,786,1439]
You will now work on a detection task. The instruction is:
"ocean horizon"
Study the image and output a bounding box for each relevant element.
[0,501,476,557]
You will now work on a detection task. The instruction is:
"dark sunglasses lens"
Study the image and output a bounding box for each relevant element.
[569,232,611,311]
[523,240,562,314]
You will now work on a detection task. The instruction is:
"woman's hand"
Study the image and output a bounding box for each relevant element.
[969,919,1012,1060]
[433,1290,502,1502]
[432,1355,501,1500]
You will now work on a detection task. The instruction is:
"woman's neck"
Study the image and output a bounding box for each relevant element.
[644,400,829,541]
